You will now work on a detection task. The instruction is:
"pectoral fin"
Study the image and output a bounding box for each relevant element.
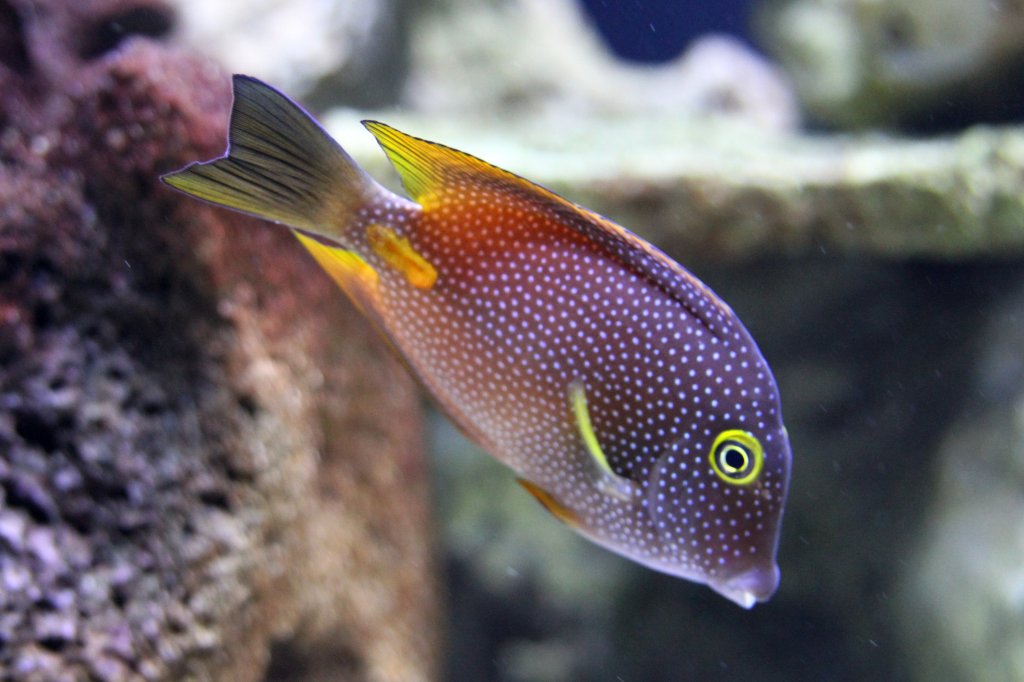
[570,381,640,502]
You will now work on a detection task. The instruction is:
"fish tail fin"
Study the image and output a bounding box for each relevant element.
[162,75,377,235]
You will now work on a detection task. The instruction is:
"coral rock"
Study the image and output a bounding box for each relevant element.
[0,1,440,680]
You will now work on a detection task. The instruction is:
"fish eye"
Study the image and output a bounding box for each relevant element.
[709,430,764,486]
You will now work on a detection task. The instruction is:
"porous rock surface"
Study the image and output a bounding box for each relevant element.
[0,1,439,680]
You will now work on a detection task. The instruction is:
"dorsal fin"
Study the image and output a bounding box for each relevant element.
[361,121,735,337]
[362,121,510,205]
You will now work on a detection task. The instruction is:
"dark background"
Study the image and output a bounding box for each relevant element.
[578,0,754,62]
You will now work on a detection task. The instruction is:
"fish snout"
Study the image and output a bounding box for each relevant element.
[709,562,780,609]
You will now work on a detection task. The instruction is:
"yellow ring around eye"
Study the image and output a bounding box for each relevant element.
[709,429,764,486]
[718,444,748,473]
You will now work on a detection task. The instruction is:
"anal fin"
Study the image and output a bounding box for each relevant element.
[293,230,381,315]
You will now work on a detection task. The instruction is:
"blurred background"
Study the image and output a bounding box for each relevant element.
[3,0,1024,680]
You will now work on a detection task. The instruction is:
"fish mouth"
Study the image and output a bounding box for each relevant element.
[708,563,780,609]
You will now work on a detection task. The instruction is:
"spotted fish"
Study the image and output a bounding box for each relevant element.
[162,76,792,608]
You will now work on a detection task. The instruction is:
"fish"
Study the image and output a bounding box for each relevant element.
[162,75,792,608]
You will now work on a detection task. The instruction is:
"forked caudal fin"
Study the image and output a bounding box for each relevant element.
[161,75,378,235]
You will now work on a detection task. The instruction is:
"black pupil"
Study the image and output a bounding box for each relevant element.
[722,444,748,472]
